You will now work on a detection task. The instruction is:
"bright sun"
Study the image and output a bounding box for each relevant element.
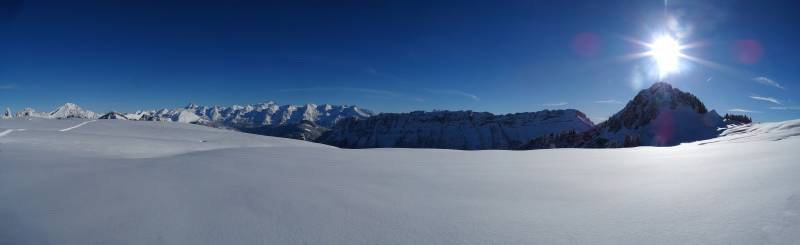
[649,36,683,78]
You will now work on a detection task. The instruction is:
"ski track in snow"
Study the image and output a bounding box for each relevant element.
[58,120,96,132]
[0,129,13,137]
[0,129,25,138]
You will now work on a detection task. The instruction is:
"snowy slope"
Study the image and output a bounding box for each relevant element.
[0,118,327,158]
[2,118,799,244]
[318,109,595,150]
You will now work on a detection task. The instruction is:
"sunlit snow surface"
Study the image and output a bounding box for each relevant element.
[1,118,799,244]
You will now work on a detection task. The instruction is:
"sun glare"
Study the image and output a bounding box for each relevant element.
[650,36,682,78]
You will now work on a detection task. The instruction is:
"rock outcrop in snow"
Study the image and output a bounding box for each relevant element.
[98,111,129,120]
[317,109,595,150]
[2,108,11,119]
[15,108,47,118]
[522,82,726,149]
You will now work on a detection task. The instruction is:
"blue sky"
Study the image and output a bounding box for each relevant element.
[0,0,798,122]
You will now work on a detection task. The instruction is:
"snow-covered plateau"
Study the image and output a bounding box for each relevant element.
[1,118,800,244]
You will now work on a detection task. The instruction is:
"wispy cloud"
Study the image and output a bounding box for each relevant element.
[753,76,786,90]
[728,108,761,113]
[540,102,568,107]
[425,89,479,101]
[769,106,800,111]
[749,95,782,105]
[594,99,623,104]
[278,87,427,102]
[0,84,15,90]
[278,87,403,98]
[364,67,403,82]
[706,77,713,82]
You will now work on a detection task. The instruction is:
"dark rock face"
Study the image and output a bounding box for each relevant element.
[316,109,595,150]
[239,120,329,141]
[98,112,129,120]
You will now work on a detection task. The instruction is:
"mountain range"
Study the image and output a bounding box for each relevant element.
[128,102,374,127]
[2,82,743,149]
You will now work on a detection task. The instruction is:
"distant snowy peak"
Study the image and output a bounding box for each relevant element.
[172,110,204,123]
[317,109,595,150]
[49,103,98,119]
[9,103,97,119]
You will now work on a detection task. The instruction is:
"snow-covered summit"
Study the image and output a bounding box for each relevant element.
[596,82,724,146]
[604,82,715,131]
[522,82,726,149]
